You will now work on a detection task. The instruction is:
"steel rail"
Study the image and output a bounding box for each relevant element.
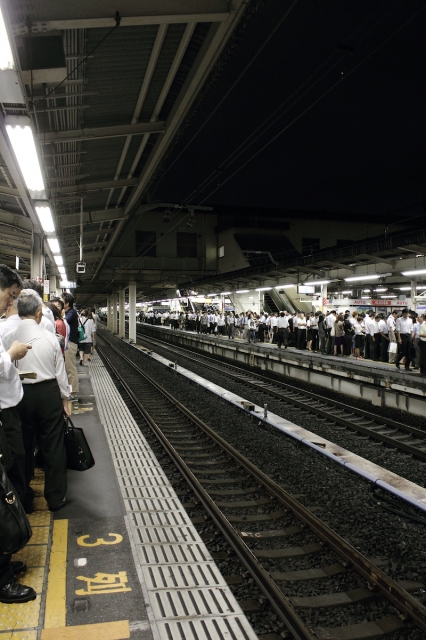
[98,334,426,635]
[132,327,426,460]
[97,341,316,640]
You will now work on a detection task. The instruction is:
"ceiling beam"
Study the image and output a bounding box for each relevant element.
[0,185,20,198]
[39,122,165,145]
[56,208,125,227]
[92,1,248,281]
[14,0,229,31]
[51,180,137,196]
[357,253,394,265]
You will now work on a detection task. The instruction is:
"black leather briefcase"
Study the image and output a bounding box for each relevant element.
[64,416,95,471]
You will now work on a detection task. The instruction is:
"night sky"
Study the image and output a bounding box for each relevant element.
[152,0,426,219]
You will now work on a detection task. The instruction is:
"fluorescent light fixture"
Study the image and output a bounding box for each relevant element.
[236,289,249,294]
[207,293,219,297]
[58,266,66,274]
[275,284,296,289]
[221,291,232,295]
[0,5,14,70]
[54,255,63,266]
[34,204,55,233]
[304,280,330,286]
[401,269,426,276]
[341,290,352,294]
[361,296,371,299]
[382,295,396,298]
[374,288,387,292]
[47,238,60,253]
[5,117,45,193]
[363,289,370,293]
[345,274,382,282]
[256,287,272,291]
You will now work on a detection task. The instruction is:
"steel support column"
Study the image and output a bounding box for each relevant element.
[49,274,57,298]
[112,292,118,334]
[321,284,328,313]
[106,295,111,330]
[411,281,417,310]
[119,289,126,337]
[31,232,43,280]
[128,282,136,343]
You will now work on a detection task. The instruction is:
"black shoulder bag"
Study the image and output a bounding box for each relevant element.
[0,461,32,554]
[64,415,95,471]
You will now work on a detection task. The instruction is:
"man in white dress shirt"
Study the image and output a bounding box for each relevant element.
[395,308,414,371]
[3,290,69,513]
[0,267,36,605]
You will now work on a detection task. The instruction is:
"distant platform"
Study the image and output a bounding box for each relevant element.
[135,322,426,417]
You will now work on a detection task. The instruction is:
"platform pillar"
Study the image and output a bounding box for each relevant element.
[411,281,417,310]
[106,295,111,330]
[31,232,43,280]
[321,284,328,313]
[129,282,136,343]
[119,289,126,337]
[112,291,118,334]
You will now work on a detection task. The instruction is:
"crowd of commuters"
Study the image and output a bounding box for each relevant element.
[0,265,98,605]
[140,307,426,374]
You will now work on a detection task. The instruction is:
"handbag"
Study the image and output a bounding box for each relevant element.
[0,461,32,554]
[64,415,95,471]
[77,319,87,342]
[388,342,398,354]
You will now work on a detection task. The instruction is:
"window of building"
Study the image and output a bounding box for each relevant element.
[302,237,320,255]
[218,245,225,258]
[177,232,197,258]
[135,230,156,257]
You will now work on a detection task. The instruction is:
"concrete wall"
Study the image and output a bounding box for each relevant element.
[112,210,218,272]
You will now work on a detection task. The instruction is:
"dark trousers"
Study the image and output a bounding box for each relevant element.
[344,334,352,356]
[367,334,377,361]
[396,335,412,370]
[277,328,288,348]
[311,329,319,351]
[380,336,389,362]
[0,553,13,589]
[419,340,426,374]
[17,380,67,510]
[1,407,27,509]
[297,328,307,350]
[258,324,264,342]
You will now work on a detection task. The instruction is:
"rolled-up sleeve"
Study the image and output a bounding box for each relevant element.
[54,341,70,398]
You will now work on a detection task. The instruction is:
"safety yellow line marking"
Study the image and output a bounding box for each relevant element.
[40,620,130,639]
[43,519,68,629]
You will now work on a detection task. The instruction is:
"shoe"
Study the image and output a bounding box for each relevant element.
[395,365,400,369]
[11,561,27,575]
[411,367,418,370]
[0,581,36,604]
[79,359,83,366]
[50,497,66,512]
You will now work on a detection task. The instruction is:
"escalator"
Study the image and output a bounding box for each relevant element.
[264,292,280,314]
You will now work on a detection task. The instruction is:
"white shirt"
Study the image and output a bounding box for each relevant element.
[378,319,388,335]
[0,335,23,409]
[3,319,69,398]
[41,315,55,334]
[270,316,278,328]
[277,316,288,329]
[387,315,396,331]
[79,317,95,343]
[43,306,55,328]
[413,322,420,339]
[0,313,21,339]
[364,316,374,336]
[293,315,299,328]
[395,316,413,335]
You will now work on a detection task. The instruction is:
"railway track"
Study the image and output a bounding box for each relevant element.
[97,332,426,640]
[131,326,426,462]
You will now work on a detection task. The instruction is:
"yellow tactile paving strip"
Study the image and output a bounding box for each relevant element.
[0,469,52,637]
